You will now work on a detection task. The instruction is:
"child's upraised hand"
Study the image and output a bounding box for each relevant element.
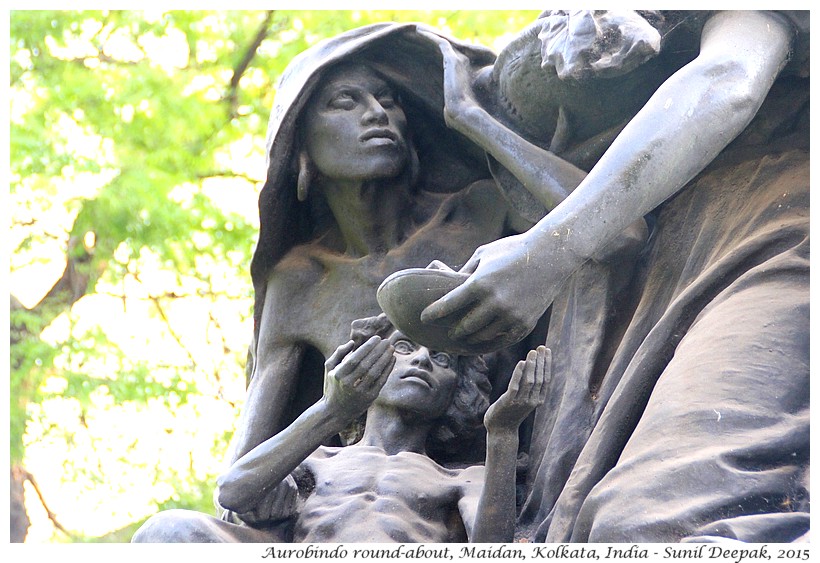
[323,336,395,419]
[484,346,551,432]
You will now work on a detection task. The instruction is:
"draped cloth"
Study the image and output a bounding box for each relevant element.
[517,13,810,543]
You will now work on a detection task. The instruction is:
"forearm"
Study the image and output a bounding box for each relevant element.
[471,429,519,542]
[527,11,793,263]
[217,398,346,512]
[219,335,394,513]
[455,105,585,210]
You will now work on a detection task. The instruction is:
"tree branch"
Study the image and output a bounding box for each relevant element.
[226,10,276,117]
[207,311,238,409]
[17,466,76,540]
[11,236,98,341]
[148,294,199,371]
[27,236,95,327]
[196,169,262,184]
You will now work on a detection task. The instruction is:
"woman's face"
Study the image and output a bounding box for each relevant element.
[303,65,409,182]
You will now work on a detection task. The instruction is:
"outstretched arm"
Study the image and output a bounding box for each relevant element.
[461,346,551,542]
[216,336,395,514]
[422,11,795,347]
[420,29,585,212]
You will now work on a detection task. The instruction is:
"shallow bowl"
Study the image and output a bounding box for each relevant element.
[377,267,512,355]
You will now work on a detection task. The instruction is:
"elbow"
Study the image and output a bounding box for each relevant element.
[215,471,247,512]
[694,56,771,128]
[681,10,793,134]
[715,64,764,120]
[725,88,762,128]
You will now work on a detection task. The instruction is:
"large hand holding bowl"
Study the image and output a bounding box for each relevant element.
[377,261,518,355]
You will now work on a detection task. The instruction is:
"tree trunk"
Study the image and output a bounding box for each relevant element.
[10,237,95,543]
[10,466,30,543]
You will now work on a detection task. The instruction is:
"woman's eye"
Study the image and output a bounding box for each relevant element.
[393,340,415,354]
[377,95,396,108]
[329,93,356,109]
[431,352,453,368]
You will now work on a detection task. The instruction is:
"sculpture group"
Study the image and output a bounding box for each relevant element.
[134,10,809,543]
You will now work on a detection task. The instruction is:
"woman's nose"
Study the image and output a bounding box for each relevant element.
[361,96,389,125]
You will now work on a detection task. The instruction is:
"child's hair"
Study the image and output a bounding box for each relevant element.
[427,353,492,463]
[342,314,492,463]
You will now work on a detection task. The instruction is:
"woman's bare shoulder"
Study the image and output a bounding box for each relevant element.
[266,243,332,292]
[417,179,507,221]
[256,246,331,343]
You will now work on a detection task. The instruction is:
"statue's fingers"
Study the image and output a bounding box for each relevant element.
[435,35,458,58]
[357,338,392,371]
[420,282,479,324]
[463,315,525,346]
[426,260,455,272]
[527,346,544,401]
[521,348,538,399]
[538,347,552,403]
[458,254,481,275]
[449,304,499,341]
[367,349,396,389]
[340,336,381,378]
[348,338,391,388]
[462,323,503,346]
[417,29,458,59]
[366,341,395,377]
[325,340,356,371]
[417,28,446,44]
[508,359,525,393]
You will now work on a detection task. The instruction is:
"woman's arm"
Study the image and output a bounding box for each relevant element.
[527,10,795,261]
[217,336,395,513]
[226,343,305,465]
[422,11,795,346]
[462,346,550,542]
[420,30,586,212]
[424,29,645,260]
[226,272,312,464]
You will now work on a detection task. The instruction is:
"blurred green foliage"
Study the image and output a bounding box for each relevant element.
[9,9,539,541]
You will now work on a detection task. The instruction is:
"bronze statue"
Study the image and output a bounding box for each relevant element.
[133,10,809,544]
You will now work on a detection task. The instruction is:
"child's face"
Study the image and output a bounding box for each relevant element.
[373,332,459,419]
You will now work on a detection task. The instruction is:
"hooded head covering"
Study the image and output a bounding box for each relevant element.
[249,23,497,343]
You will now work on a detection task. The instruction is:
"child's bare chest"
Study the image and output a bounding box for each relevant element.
[305,448,461,512]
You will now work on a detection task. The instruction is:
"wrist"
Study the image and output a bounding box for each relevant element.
[486,425,519,441]
[525,220,588,272]
[314,398,354,436]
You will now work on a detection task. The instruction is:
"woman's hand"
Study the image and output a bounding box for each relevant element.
[421,227,582,347]
[418,29,482,134]
[323,336,395,420]
[485,346,551,432]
